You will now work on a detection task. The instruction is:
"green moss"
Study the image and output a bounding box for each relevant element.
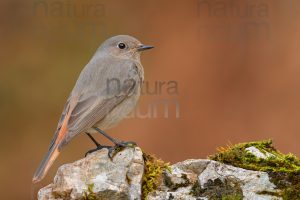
[190,178,243,200]
[142,153,170,200]
[209,140,300,199]
[281,183,300,200]
[221,194,243,200]
[190,180,201,197]
[83,183,97,200]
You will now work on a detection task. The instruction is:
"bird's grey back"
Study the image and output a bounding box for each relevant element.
[73,55,141,96]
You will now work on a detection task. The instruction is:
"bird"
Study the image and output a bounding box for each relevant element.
[32,35,153,183]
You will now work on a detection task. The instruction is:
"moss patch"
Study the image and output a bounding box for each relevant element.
[209,140,300,199]
[221,194,244,200]
[83,184,96,200]
[82,184,128,200]
[142,153,170,200]
[190,178,243,200]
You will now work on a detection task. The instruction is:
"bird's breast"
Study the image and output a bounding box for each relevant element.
[92,87,141,130]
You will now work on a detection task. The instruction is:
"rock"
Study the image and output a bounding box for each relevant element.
[197,161,280,200]
[38,147,144,200]
[148,159,281,200]
[38,141,300,200]
[245,146,274,159]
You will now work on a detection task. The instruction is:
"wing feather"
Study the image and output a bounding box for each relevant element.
[55,60,140,149]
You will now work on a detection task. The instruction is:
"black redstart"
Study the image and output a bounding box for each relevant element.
[33,35,153,183]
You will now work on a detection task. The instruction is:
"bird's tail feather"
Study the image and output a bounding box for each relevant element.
[32,142,60,183]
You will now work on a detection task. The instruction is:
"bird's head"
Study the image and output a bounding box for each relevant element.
[98,35,154,60]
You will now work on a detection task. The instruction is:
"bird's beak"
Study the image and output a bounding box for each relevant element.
[137,44,154,51]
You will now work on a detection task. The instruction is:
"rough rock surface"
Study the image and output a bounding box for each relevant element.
[245,146,274,159]
[38,146,283,200]
[148,159,281,200]
[38,147,144,200]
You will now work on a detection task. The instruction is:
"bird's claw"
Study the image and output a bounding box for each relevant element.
[107,141,137,159]
[115,141,137,148]
[85,140,137,159]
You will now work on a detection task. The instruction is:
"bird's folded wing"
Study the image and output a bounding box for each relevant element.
[58,77,137,149]
[47,58,141,151]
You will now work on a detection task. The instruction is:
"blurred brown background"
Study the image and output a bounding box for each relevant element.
[1,0,300,199]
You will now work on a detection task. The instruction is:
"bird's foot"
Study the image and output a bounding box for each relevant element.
[107,141,137,159]
[85,145,112,157]
[115,140,137,148]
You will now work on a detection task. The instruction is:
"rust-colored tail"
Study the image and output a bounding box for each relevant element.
[33,97,76,183]
[32,142,60,183]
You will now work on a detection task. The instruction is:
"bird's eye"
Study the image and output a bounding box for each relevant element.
[118,42,126,49]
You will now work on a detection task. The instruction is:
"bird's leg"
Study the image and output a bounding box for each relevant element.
[93,127,137,147]
[93,127,137,158]
[85,132,112,157]
[86,132,101,147]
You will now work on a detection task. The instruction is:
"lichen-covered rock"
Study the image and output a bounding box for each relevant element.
[198,161,280,200]
[38,147,144,200]
[38,140,300,200]
[147,159,281,200]
[209,140,300,199]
